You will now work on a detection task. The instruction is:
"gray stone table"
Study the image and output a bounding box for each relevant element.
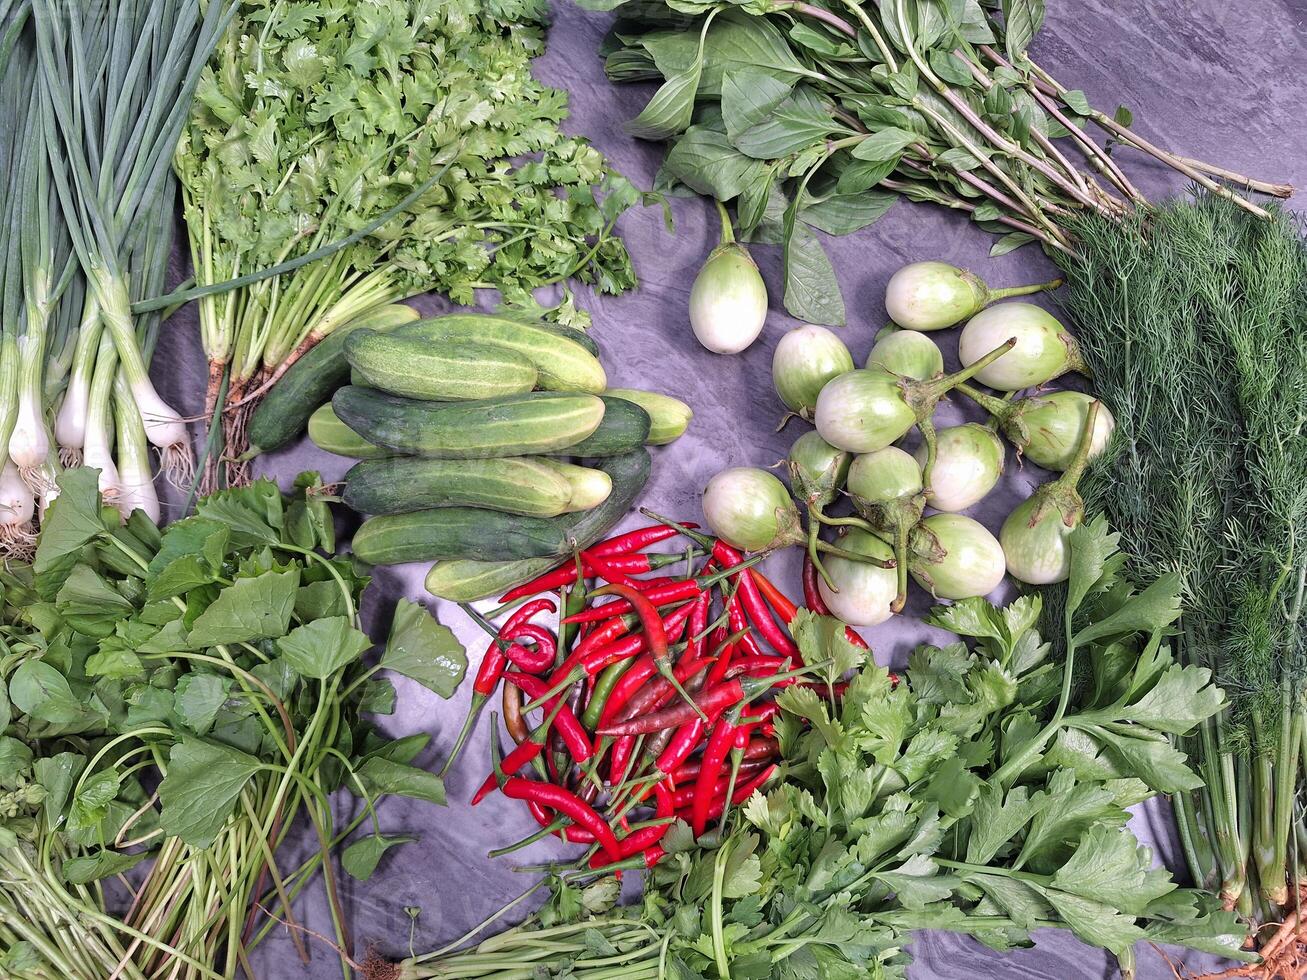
[145,1,1307,976]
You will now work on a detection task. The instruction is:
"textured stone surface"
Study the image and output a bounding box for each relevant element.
[145,1,1307,975]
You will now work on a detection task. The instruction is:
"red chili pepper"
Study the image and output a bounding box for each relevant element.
[725,656,789,678]
[498,623,556,673]
[469,695,572,805]
[751,570,799,624]
[589,842,666,871]
[563,580,702,624]
[580,549,639,589]
[498,551,687,603]
[609,660,710,729]
[441,599,557,778]
[685,591,709,662]
[655,717,704,775]
[673,742,777,783]
[692,715,739,835]
[597,665,811,737]
[578,600,693,676]
[738,570,802,661]
[608,735,637,785]
[500,778,622,861]
[524,798,600,844]
[588,523,697,557]
[503,673,592,763]
[689,765,777,824]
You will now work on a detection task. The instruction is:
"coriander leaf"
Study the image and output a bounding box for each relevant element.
[158,739,263,848]
[278,616,371,681]
[1015,769,1125,873]
[380,598,466,698]
[1049,825,1175,914]
[342,833,416,881]
[186,568,300,648]
[922,755,980,818]
[1036,886,1145,955]
[355,757,445,805]
[965,783,1047,864]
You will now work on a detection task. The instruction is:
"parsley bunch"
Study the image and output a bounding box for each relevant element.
[0,468,467,979]
[400,519,1250,978]
[173,0,642,484]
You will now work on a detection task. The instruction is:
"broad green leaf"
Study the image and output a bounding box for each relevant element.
[875,856,958,910]
[800,191,896,236]
[63,848,149,885]
[721,69,794,142]
[1065,516,1121,618]
[278,616,371,680]
[1111,664,1224,735]
[187,568,300,648]
[1000,0,1045,59]
[835,155,900,195]
[695,13,807,97]
[965,872,1053,930]
[380,599,466,698]
[55,565,134,639]
[146,517,231,601]
[1016,769,1125,872]
[1071,571,1182,649]
[851,128,918,163]
[355,757,445,805]
[342,833,416,881]
[34,753,86,831]
[626,63,702,141]
[662,125,770,200]
[158,739,263,847]
[1060,89,1092,115]
[0,737,33,784]
[193,480,283,548]
[928,49,974,87]
[9,660,83,725]
[33,468,108,600]
[733,86,835,159]
[783,220,845,326]
[990,231,1036,256]
[174,674,231,735]
[922,756,980,818]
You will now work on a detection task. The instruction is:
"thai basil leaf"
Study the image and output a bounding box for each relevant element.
[800,191,896,236]
[851,127,918,162]
[1000,0,1045,59]
[663,125,770,200]
[721,69,794,142]
[783,220,845,326]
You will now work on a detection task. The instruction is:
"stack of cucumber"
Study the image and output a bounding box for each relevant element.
[246,312,691,601]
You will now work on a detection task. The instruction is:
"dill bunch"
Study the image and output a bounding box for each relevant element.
[1057,192,1307,919]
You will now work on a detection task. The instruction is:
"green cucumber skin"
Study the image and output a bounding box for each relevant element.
[307,404,392,459]
[345,330,538,401]
[332,387,604,458]
[605,388,693,445]
[247,304,419,453]
[545,396,650,458]
[353,507,580,565]
[343,456,573,517]
[397,314,606,393]
[423,449,652,599]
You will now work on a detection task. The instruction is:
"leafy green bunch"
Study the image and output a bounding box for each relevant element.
[176,0,643,471]
[585,0,1288,326]
[1063,195,1307,922]
[0,467,467,979]
[399,519,1246,980]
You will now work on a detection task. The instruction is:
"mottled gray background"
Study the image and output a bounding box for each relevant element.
[148,1,1307,976]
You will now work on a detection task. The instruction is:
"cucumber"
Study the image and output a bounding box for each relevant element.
[345,330,537,401]
[424,450,651,600]
[605,388,693,445]
[307,404,392,459]
[398,314,606,393]
[353,508,580,565]
[546,396,649,458]
[247,304,419,454]
[333,387,604,459]
[343,457,573,517]
[535,459,612,512]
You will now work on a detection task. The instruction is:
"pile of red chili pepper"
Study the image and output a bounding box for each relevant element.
[441,514,871,874]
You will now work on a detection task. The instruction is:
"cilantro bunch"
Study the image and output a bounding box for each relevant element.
[0,467,467,978]
[400,519,1250,978]
[173,0,642,483]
